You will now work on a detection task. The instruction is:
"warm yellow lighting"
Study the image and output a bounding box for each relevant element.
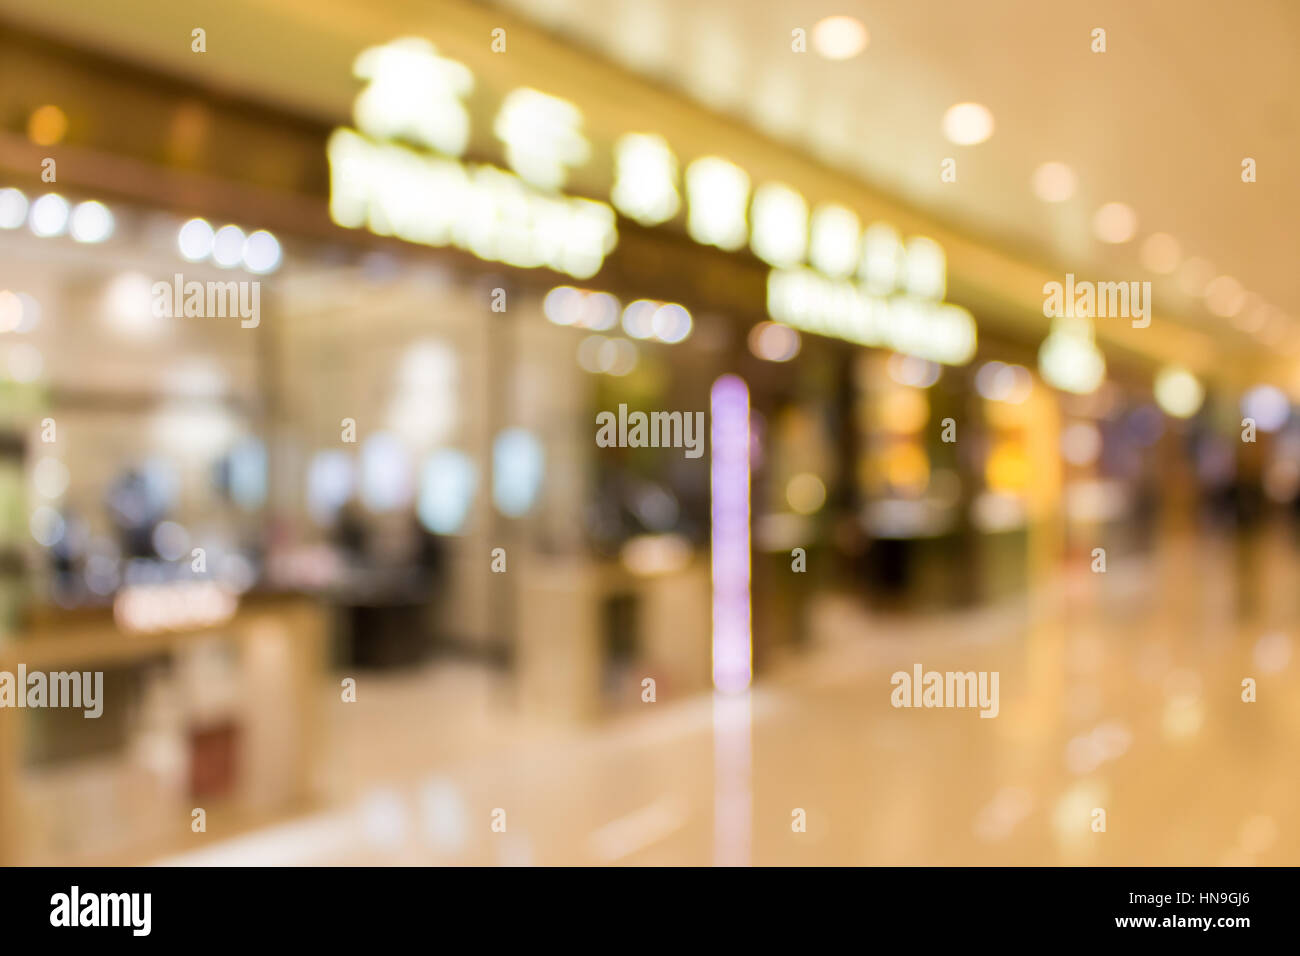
[904,237,946,300]
[809,203,860,278]
[495,87,590,191]
[1153,366,1204,418]
[885,443,930,492]
[27,104,67,146]
[113,582,238,635]
[887,353,941,388]
[858,222,903,295]
[811,16,869,60]
[327,129,617,279]
[1177,256,1215,296]
[786,473,827,514]
[748,321,801,362]
[1140,232,1181,274]
[975,361,1033,404]
[1233,296,1272,333]
[352,37,473,156]
[876,387,930,434]
[942,103,994,145]
[611,133,681,226]
[685,156,750,251]
[766,267,976,366]
[1038,317,1106,394]
[750,183,808,267]
[1204,275,1246,318]
[621,534,692,576]
[1031,162,1076,203]
[986,441,1030,492]
[1092,202,1138,243]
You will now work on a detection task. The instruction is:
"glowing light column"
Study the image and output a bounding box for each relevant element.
[710,374,751,693]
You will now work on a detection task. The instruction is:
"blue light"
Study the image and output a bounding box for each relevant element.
[306,450,354,524]
[492,428,544,517]
[418,449,477,534]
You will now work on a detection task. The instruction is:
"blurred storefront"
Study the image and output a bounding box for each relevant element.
[0,2,1296,866]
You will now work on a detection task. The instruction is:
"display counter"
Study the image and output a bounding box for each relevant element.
[0,591,327,864]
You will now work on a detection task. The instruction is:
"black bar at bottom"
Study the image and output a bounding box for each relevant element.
[0,866,1278,942]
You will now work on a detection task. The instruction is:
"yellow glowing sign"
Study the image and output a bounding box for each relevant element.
[750,183,808,267]
[767,267,976,366]
[330,35,976,355]
[328,130,616,279]
[685,156,750,251]
[611,133,681,226]
[809,203,860,279]
[330,40,617,279]
[353,38,474,157]
[495,88,590,191]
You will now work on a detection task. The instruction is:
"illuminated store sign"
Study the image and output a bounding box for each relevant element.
[328,129,616,280]
[329,38,617,280]
[611,134,681,226]
[685,156,750,251]
[328,36,978,363]
[767,267,977,367]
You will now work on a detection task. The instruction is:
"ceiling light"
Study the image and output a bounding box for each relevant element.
[1204,275,1246,318]
[942,103,994,146]
[1139,232,1181,274]
[1092,202,1137,243]
[812,16,868,60]
[1233,297,1271,333]
[1031,162,1076,203]
[1177,257,1215,297]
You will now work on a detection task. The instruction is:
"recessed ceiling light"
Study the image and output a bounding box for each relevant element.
[1204,275,1247,317]
[1232,294,1268,333]
[1177,257,1215,297]
[812,16,869,60]
[1092,202,1137,243]
[942,102,994,145]
[1031,162,1076,202]
[1139,233,1181,274]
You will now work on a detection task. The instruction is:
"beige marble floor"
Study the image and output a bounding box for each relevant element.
[158,528,1300,866]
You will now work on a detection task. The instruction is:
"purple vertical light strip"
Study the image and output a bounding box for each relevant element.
[711,374,751,694]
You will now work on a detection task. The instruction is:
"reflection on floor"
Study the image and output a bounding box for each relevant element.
[156,529,1300,866]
